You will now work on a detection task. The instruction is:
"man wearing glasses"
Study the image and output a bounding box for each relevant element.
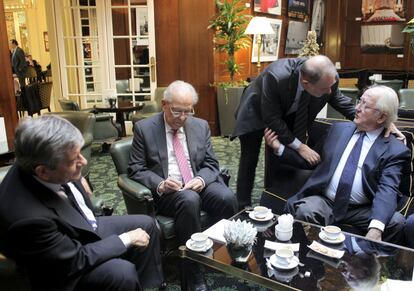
[264,85,410,244]
[128,80,236,291]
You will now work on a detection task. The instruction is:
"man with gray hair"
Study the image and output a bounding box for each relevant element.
[0,115,164,291]
[265,85,410,244]
[233,55,356,210]
[129,80,236,291]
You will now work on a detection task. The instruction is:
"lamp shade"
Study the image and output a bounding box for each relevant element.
[245,17,275,35]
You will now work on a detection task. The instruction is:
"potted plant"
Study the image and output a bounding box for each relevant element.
[208,0,251,136]
[402,17,414,55]
[223,219,257,262]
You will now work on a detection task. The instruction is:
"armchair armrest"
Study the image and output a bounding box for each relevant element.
[117,174,156,215]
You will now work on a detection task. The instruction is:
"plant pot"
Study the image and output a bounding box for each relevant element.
[226,243,252,262]
[217,86,245,136]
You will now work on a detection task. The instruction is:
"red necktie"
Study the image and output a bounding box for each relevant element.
[172,130,193,184]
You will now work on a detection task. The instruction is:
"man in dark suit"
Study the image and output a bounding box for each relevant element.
[232,55,356,210]
[404,215,414,248]
[265,85,410,243]
[128,80,236,290]
[0,115,164,291]
[10,39,27,89]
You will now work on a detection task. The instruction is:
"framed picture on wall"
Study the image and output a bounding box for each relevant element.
[43,32,49,52]
[288,0,310,22]
[285,20,309,55]
[251,18,282,63]
[254,0,282,16]
[361,0,405,22]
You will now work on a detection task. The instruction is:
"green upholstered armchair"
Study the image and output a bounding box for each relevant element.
[110,137,212,251]
[58,99,120,143]
[131,87,166,126]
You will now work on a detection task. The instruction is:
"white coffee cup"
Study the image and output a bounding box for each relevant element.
[275,248,294,266]
[190,232,208,248]
[321,225,341,240]
[253,206,269,219]
[275,224,293,242]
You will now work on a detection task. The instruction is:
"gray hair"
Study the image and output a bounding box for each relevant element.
[14,115,84,173]
[368,85,399,127]
[163,80,199,104]
[300,55,337,84]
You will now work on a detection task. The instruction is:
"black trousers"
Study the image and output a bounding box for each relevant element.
[236,130,264,210]
[156,181,236,245]
[76,215,164,291]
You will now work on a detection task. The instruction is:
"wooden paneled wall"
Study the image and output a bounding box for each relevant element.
[0,0,18,150]
[154,0,218,134]
[334,0,414,70]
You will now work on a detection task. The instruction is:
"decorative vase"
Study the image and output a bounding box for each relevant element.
[226,243,253,262]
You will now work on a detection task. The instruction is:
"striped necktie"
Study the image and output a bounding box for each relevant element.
[172,130,193,184]
[293,92,311,143]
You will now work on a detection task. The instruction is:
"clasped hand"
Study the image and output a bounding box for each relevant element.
[126,228,150,247]
[160,176,204,194]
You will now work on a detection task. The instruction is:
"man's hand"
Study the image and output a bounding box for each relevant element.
[298,144,321,166]
[126,228,150,247]
[365,228,382,241]
[264,128,280,151]
[159,177,182,194]
[183,177,204,192]
[385,123,406,145]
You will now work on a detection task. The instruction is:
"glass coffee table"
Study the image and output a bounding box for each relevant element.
[178,210,414,290]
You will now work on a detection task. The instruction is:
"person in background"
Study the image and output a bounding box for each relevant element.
[0,115,165,291]
[10,39,27,89]
[129,80,237,291]
[265,85,409,244]
[26,54,43,81]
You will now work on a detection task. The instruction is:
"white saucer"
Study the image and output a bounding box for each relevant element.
[269,254,299,270]
[249,211,274,222]
[319,231,345,244]
[186,238,213,252]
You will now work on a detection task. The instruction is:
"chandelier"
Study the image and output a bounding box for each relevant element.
[4,0,36,10]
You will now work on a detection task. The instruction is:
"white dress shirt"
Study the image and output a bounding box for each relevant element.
[325,127,385,231]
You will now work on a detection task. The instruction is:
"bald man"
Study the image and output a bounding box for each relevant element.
[232,56,356,209]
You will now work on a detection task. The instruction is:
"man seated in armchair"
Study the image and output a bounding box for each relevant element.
[264,85,410,244]
[128,80,237,291]
[0,115,164,291]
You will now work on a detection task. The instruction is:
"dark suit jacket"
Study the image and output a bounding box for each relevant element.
[128,112,221,195]
[12,47,27,77]
[280,122,411,226]
[232,58,355,144]
[0,165,127,291]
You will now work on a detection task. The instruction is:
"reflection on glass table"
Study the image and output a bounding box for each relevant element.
[178,210,414,291]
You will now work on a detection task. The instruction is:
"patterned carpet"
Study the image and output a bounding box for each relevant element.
[88,136,267,290]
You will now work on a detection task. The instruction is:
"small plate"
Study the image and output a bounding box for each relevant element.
[269,254,299,270]
[186,238,213,252]
[249,211,274,222]
[319,231,345,244]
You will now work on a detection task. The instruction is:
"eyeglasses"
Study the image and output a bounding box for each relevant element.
[169,104,195,118]
[356,99,380,113]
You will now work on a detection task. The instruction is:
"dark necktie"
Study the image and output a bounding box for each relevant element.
[293,92,311,143]
[61,183,92,225]
[333,132,365,221]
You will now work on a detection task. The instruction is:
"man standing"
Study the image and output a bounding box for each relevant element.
[129,80,236,290]
[10,39,27,89]
[232,55,356,210]
[265,86,409,243]
[0,115,164,291]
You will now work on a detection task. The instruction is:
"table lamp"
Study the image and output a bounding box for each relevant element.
[245,17,275,72]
